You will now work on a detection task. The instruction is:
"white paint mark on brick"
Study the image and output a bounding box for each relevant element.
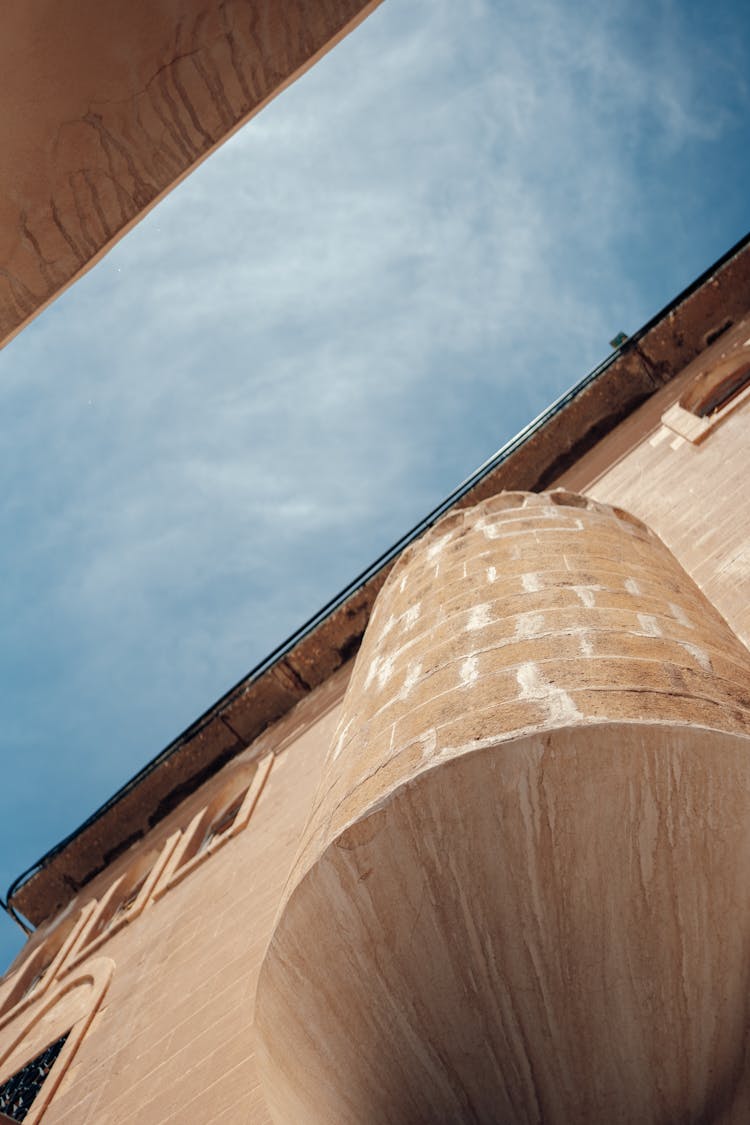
[487,566,498,584]
[514,612,546,639]
[682,642,712,673]
[381,615,395,640]
[669,603,693,629]
[522,573,541,593]
[399,661,423,699]
[364,655,381,690]
[427,532,453,560]
[399,573,408,593]
[579,633,594,657]
[624,578,641,596]
[516,662,582,723]
[467,604,492,632]
[330,718,354,763]
[638,614,662,637]
[401,603,421,632]
[476,519,509,540]
[376,653,397,690]
[573,586,596,608]
[460,654,479,687]
[516,662,545,696]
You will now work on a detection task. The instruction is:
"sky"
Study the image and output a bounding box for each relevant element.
[0,0,749,969]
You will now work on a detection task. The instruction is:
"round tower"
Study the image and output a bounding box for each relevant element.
[257,491,750,1124]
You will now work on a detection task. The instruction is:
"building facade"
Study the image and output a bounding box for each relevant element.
[2,4,750,1123]
[1,239,749,1123]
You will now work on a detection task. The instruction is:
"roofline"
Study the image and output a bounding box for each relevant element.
[8,227,750,928]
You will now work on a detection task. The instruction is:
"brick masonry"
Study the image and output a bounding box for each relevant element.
[256,491,750,1124]
[285,490,750,894]
[3,488,750,1123]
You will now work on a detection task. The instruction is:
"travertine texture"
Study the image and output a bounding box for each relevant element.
[0,0,381,347]
[0,669,348,1124]
[285,490,750,889]
[256,492,750,1124]
[558,317,750,649]
[12,255,750,929]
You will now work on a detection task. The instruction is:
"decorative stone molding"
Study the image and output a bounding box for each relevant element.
[256,491,750,1124]
[0,959,113,1124]
[0,903,97,1032]
[64,833,181,970]
[663,333,750,443]
[155,752,273,895]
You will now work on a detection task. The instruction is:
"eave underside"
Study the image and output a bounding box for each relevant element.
[10,230,750,927]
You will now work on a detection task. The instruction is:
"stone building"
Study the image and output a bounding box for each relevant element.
[2,3,750,1123]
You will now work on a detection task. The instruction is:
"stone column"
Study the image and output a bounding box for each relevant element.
[256,491,750,1125]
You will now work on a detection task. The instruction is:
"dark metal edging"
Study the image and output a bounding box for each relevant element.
[6,226,750,931]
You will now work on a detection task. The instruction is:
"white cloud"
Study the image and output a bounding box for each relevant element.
[4,0,747,656]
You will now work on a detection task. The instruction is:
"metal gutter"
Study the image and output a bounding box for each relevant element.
[7,227,750,929]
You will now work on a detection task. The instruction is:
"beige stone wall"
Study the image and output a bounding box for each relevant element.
[3,478,749,1122]
[255,493,750,1124]
[559,317,750,648]
[0,669,348,1124]
[284,491,750,900]
[2,327,750,1121]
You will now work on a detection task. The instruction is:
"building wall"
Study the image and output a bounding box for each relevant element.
[561,316,750,646]
[0,668,348,1124]
[2,326,749,1122]
[255,491,750,1124]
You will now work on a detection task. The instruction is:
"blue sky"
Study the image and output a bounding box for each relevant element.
[1,0,748,968]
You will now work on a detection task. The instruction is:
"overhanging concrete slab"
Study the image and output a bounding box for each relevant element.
[0,0,382,348]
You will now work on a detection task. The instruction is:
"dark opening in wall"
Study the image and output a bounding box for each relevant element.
[680,355,750,417]
[0,1032,69,1122]
[200,792,247,853]
[0,910,80,1024]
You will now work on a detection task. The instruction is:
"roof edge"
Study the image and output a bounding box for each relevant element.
[9,228,750,927]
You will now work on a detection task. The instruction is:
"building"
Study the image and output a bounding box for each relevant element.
[2,4,750,1124]
[0,0,382,348]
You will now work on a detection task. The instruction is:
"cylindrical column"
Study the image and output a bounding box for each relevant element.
[256,491,750,1124]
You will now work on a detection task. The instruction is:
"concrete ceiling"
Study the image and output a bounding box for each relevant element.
[0,0,381,349]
